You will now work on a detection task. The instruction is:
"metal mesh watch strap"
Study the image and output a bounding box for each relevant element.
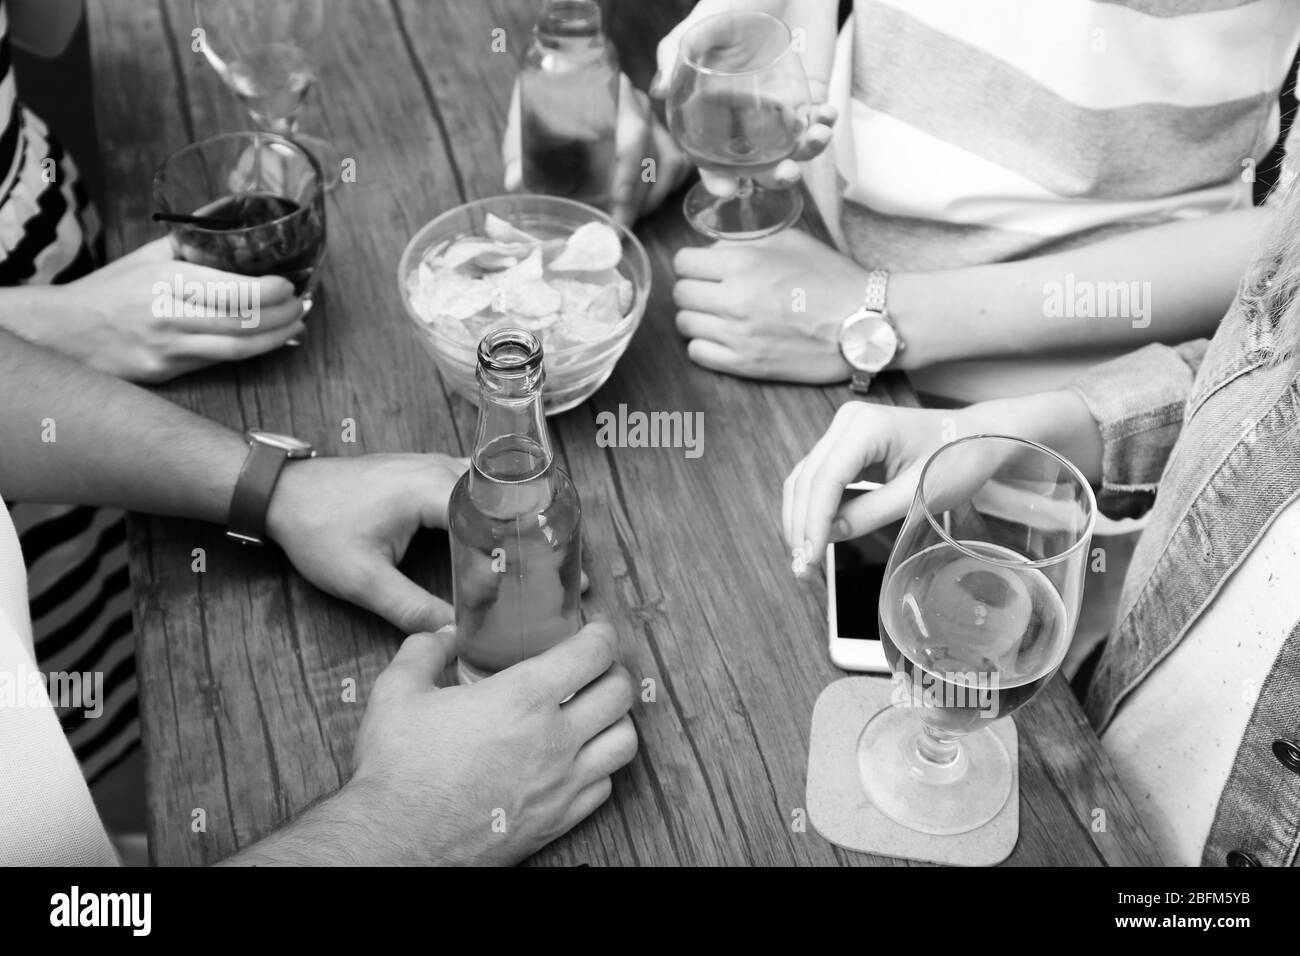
[863,269,889,313]
[847,270,893,395]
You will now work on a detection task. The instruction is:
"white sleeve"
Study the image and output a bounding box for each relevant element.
[0,503,118,866]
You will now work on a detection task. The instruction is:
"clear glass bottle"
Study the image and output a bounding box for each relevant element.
[519,0,619,210]
[448,328,582,684]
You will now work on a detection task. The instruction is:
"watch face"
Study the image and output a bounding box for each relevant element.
[840,312,898,373]
[247,429,314,454]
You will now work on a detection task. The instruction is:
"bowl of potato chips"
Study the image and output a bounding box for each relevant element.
[399,195,651,415]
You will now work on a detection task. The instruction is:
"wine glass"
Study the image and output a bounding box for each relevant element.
[666,11,810,239]
[193,0,342,190]
[862,435,1096,835]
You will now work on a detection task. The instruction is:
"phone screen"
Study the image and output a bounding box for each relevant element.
[830,488,899,641]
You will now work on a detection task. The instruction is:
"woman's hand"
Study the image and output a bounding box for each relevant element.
[40,238,308,383]
[673,229,865,382]
[784,403,960,573]
[650,0,837,197]
[782,393,1101,574]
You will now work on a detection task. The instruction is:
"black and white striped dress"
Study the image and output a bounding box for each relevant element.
[0,0,137,785]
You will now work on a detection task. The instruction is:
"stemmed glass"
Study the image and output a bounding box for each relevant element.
[862,435,1096,835]
[193,0,342,190]
[666,11,810,239]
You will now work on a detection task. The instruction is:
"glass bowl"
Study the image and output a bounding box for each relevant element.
[398,195,651,416]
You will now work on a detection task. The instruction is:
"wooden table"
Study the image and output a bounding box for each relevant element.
[88,0,1162,866]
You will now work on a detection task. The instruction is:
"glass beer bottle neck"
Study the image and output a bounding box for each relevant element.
[469,328,554,505]
[467,394,556,505]
[538,0,603,39]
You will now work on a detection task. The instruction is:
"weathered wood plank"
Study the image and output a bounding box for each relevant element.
[86,0,1164,866]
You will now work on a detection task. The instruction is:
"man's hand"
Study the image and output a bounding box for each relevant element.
[348,620,636,865]
[265,453,469,634]
[673,229,865,382]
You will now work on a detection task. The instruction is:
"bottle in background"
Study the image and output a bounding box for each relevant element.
[519,0,619,210]
[448,328,583,684]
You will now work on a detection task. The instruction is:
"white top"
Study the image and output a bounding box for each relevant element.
[0,498,117,865]
[1102,498,1300,865]
[813,0,1300,402]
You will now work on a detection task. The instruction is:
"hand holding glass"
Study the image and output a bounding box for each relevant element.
[862,435,1096,835]
[666,11,810,239]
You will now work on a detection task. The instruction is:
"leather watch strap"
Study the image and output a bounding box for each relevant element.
[227,442,291,545]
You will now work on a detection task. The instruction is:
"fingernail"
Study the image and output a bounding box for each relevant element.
[649,70,664,95]
[301,297,314,314]
[803,540,816,567]
[791,548,807,576]
[830,519,850,542]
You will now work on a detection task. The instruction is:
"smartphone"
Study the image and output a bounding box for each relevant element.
[826,481,899,673]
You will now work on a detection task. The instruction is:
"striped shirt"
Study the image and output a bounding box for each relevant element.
[823,0,1300,399]
[0,0,137,786]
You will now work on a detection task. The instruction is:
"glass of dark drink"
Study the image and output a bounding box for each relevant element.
[666,11,810,239]
[862,435,1096,835]
[153,131,326,310]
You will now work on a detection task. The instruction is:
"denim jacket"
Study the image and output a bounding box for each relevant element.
[1068,293,1300,867]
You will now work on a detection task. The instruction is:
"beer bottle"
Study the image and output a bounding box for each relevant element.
[519,0,620,210]
[448,328,583,684]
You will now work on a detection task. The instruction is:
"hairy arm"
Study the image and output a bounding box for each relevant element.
[0,327,244,519]
[217,781,436,866]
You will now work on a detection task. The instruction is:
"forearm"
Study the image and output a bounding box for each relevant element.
[219,780,449,866]
[784,0,839,89]
[0,327,244,521]
[0,284,68,347]
[964,390,1103,487]
[892,207,1271,369]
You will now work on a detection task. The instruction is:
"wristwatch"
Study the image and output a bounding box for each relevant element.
[226,429,316,546]
[838,269,904,394]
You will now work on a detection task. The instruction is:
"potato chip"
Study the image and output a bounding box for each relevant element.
[549,277,604,315]
[434,313,477,346]
[499,278,562,318]
[616,277,633,313]
[416,268,495,321]
[585,285,623,325]
[516,312,560,333]
[496,248,545,283]
[484,212,540,245]
[547,266,620,286]
[411,211,637,364]
[438,236,530,271]
[547,221,622,272]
